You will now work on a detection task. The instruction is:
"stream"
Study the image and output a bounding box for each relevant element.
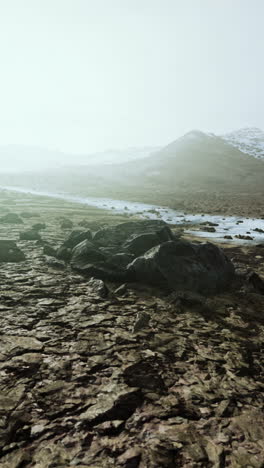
[1,185,264,243]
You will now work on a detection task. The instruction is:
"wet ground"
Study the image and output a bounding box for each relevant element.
[1,186,264,244]
[0,191,264,467]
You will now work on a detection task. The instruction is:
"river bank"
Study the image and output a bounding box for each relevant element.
[1,185,264,244]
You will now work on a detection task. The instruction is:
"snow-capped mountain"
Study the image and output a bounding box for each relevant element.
[222,127,264,160]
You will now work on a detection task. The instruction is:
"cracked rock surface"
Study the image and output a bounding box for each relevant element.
[0,191,264,467]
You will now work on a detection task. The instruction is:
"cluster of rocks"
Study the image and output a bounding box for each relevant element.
[41,220,236,295]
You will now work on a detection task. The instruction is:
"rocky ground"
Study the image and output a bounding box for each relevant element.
[0,191,264,467]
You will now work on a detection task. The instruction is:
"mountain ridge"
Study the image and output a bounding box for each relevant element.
[0,127,263,172]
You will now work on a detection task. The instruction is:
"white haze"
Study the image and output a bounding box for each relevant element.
[0,0,263,170]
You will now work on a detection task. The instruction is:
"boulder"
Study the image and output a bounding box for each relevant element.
[0,213,24,224]
[56,246,72,262]
[32,223,46,231]
[123,232,163,257]
[71,240,106,270]
[20,211,38,218]
[235,234,253,241]
[106,253,135,269]
[100,246,124,256]
[87,278,109,297]
[127,240,235,294]
[70,239,129,281]
[202,226,216,233]
[60,218,73,229]
[93,220,175,248]
[0,240,26,262]
[62,229,93,249]
[43,244,57,257]
[19,230,41,241]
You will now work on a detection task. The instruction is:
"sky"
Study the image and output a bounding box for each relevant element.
[0,0,263,153]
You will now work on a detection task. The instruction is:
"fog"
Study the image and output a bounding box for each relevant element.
[0,0,263,170]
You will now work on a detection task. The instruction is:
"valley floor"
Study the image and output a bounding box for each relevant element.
[97,188,264,219]
[0,191,264,467]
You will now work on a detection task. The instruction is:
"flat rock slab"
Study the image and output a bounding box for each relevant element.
[0,335,43,358]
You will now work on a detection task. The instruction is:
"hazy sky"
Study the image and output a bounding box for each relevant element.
[0,0,263,153]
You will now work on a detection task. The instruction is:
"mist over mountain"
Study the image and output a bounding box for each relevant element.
[0,127,263,174]
[98,129,264,200]
[0,146,72,172]
[1,128,263,217]
[0,145,161,172]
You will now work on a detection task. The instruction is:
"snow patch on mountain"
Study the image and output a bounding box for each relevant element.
[222,127,264,160]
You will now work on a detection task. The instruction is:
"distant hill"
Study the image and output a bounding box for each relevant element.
[102,130,264,192]
[0,145,160,172]
[83,146,161,165]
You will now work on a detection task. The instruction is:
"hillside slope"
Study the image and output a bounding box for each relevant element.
[91,130,264,194]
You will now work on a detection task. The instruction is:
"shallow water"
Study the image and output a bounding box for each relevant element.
[1,185,264,243]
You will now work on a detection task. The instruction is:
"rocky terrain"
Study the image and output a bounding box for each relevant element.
[0,190,264,467]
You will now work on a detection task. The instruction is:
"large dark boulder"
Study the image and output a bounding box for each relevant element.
[123,232,163,257]
[63,230,93,249]
[56,246,72,262]
[127,240,235,294]
[106,253,135,269]
[0,213,24,224]
[70,239,130,281]
[0,240,26,262]
[93,220,175,248]
[71,240,106,270]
